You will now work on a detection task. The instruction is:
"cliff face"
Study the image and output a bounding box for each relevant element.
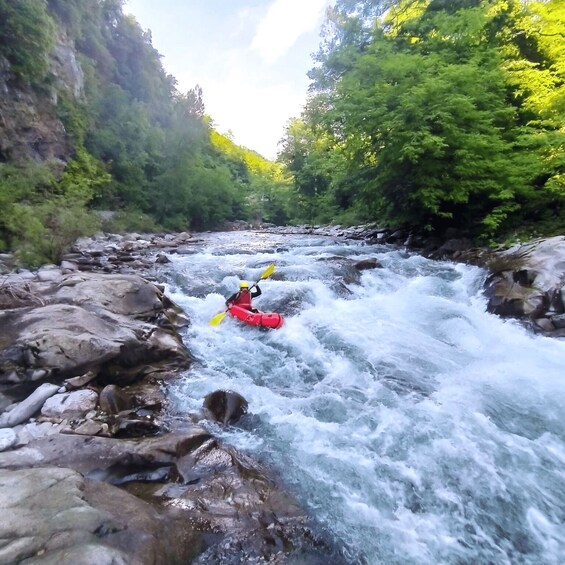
[0,30,83,164]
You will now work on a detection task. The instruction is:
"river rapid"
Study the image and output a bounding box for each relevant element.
[164,230,565,565]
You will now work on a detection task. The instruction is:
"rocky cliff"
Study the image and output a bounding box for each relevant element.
[0,29,83,164]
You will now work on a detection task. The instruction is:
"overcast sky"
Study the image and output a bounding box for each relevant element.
[124,0,332,159]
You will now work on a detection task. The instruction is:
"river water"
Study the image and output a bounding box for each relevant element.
[164,230,565,565]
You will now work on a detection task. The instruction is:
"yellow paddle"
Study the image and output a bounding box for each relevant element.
[209,263,276,326]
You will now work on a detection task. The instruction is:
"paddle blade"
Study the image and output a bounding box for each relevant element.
[209,311,227,326]
[260,263,275,280]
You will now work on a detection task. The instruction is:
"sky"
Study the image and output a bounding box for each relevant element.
[124,0,333,160]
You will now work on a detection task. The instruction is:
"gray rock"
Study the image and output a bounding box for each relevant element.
[0,428,16,451]
[0,383,60,428]
[534,317,555,332]
[59,260,78,272]
[203,390,248,425]
[0,467,197,565]
[14,422,60,446]
[484,236,565,332]
[64,371,98,390]
[552,313,565,329]
[41,389,99,419]
[0,302,189,385]
[99,385,132,414]
[36,268,63,283]
[70,420,104,437]
[54,273,163,318]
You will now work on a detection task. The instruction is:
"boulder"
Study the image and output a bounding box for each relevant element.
[99,385,132,415]
[41,389,99,419]
[0,383,60,428]
[0,429,16,451]
[483,236,565,335]
[203,390,248,425]
[354,258,382,271]
[0,303,189,387]
[54,273,164,319]
[0,467,198,565]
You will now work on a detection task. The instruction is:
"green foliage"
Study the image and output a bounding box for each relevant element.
[286,0,565,239]
[210,129,292,225]
[58,147,112,204]
[100,209,159,233]
[0,0,300,268]
[8,200,100,267]
[0,162,100,266]
[0,0,56,82]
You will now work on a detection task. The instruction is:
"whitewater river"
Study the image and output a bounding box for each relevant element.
[164,230,565,565]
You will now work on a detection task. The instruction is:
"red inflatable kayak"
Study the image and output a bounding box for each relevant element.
[227,305,284,329]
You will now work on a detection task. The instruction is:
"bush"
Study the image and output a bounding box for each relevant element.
[100,209,160,234]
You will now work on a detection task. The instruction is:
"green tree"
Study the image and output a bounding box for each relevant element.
[297,0,565,238]
[0,0,55,82]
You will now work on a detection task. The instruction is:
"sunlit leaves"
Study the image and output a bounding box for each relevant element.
[292,0,565,238]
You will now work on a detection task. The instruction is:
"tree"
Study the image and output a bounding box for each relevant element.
[293,0,565,237]
[0,0,55,82]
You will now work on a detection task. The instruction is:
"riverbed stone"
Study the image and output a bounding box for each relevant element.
[53,273,163,319]
[0,467,199,565]
[354,258,382,270]
[99,384,132,414]
[482,236,565,335]
[0,383,60,428]
[203,390,248,425]
[41,389,99,419]
[0,428,16,451]
[0,302,189,387]
[14,422,62,446]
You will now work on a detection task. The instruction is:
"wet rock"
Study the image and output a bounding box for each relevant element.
[155,254,170,264]
[483,236,565,335]
[354,258,382,271]
[114,418,161,438]
[127,382,166,412]
[428,238,473,259]
[203,390,248,425]
[552,313,565,329]
[533,317,555,332]
[99,384,132,415]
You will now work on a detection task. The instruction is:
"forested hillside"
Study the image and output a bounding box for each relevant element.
[0,0,289,266]
[1,0,563,267]
[281,0,565,241]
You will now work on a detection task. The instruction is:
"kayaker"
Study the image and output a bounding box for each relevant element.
[226,281,262,312]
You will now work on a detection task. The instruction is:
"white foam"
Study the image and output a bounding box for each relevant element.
[166,232,565,565]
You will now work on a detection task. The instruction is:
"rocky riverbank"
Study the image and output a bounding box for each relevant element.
[0,231,340,565]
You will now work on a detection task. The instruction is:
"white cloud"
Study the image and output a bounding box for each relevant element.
[193,71,304,159]
[126,0,331,158]
[251,0,329,64]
